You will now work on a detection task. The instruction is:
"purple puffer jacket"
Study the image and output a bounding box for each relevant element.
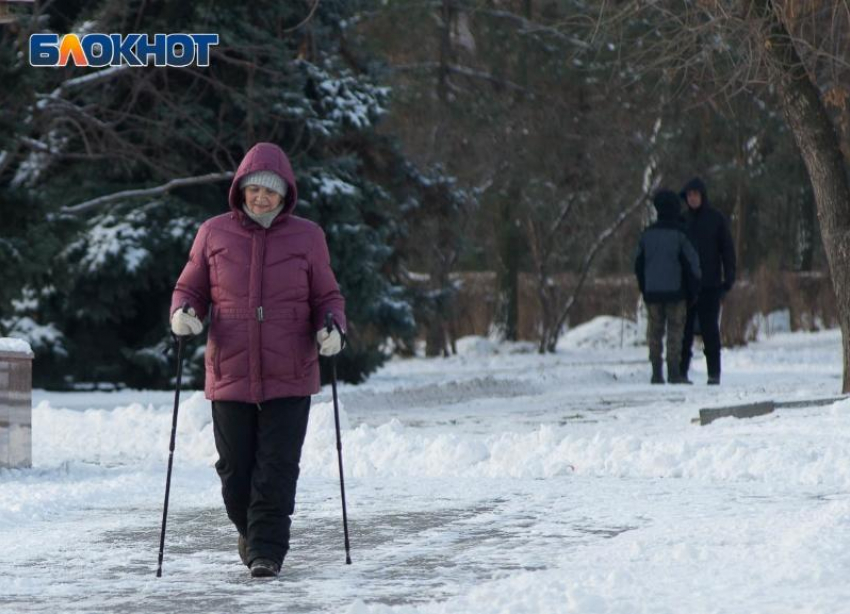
[171,142,346,402]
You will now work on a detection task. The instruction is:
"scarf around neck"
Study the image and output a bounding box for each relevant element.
[243,204,284,229]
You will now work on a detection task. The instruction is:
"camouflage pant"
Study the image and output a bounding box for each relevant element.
[647,300,687,366]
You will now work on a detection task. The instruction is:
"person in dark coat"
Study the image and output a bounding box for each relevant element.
[635,189,701,384]
[678,177,736,385]
[170,142,347,578]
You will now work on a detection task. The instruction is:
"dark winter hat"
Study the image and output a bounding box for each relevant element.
[679,177,708,204]
[239,170,288,197]
[653,189,681,220]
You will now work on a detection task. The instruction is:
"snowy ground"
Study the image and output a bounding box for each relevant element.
[3,317,850,614]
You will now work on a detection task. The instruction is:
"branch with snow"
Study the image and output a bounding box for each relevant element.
[6,66,132,187]
[39,65,131,107]
[60,172,235,216]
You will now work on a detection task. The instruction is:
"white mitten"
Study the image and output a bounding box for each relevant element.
[171,307,203,336]
[316,328,343,356]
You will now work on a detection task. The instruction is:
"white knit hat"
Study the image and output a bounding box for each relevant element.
[239,170,287,197]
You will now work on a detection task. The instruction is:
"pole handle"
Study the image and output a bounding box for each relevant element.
[324,311,348,351]
[169,302,194,348]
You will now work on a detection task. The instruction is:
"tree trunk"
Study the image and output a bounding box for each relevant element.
[733,139,747,270]
[796,192,815,271]
[425,314,447,357]
[496,193,521,341]
[438,0,453,104]
[495,0,532,342]
[537,272,554,354]
[753,0,850,391]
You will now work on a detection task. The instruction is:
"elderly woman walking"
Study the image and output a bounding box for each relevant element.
[170,142,346,578]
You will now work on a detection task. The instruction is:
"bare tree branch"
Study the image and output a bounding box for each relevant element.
[550,174,661,350]
[285,0,322,33]
[60,172,235,216]
[472,7,590,49]
[391,61,532,94]
[542,196,576,261]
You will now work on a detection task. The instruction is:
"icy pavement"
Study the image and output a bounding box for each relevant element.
[3,321,850,613]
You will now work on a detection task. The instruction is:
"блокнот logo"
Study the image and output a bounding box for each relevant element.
[29,33,219,67]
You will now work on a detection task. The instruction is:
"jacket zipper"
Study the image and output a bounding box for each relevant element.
[257,229,266,320]
[254,229,266,401]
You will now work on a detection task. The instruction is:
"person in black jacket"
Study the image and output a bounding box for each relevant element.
[679,177,737,385]
[635,189,701,384]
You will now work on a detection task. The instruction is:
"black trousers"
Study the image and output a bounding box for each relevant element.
[681,288,722,378]
[211,396,311,567]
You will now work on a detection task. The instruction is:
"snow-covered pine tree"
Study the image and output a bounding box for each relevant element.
[0,1,415,387]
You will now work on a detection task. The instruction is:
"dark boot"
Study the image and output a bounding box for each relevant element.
[668,362,692,385]
[250,558,281,578]
[651,361,664,384]
[707,355,721,386]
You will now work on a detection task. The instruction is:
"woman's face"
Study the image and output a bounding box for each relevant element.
[244,185,283,215]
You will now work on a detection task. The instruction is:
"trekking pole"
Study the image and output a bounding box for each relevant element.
[156,303,190,578]
[325,312,352,565]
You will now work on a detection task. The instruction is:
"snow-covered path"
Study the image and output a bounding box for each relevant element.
[2,320,850,613]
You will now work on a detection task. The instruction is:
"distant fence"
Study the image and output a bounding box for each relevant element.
[445,269,837,347]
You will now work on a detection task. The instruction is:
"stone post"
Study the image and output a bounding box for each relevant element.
[0,339,34,468]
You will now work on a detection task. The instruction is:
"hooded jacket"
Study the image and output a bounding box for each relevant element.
[679,177,736,292]
[171,143,346,402]
[635,191,702,304]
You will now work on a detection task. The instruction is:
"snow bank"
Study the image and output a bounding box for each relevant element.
[454,336,537,356]
[452,315,641,357]
[302,403,850,488]
[21,391,850,491]
[0,337,33,355]
[559,315,641,350]
[31,391,217,468]
[454,336,500,356]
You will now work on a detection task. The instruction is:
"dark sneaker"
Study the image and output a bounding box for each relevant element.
[707,375,720,385]
[250,558,280,578]
[669,376,693,385]
[238,534,248,567]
